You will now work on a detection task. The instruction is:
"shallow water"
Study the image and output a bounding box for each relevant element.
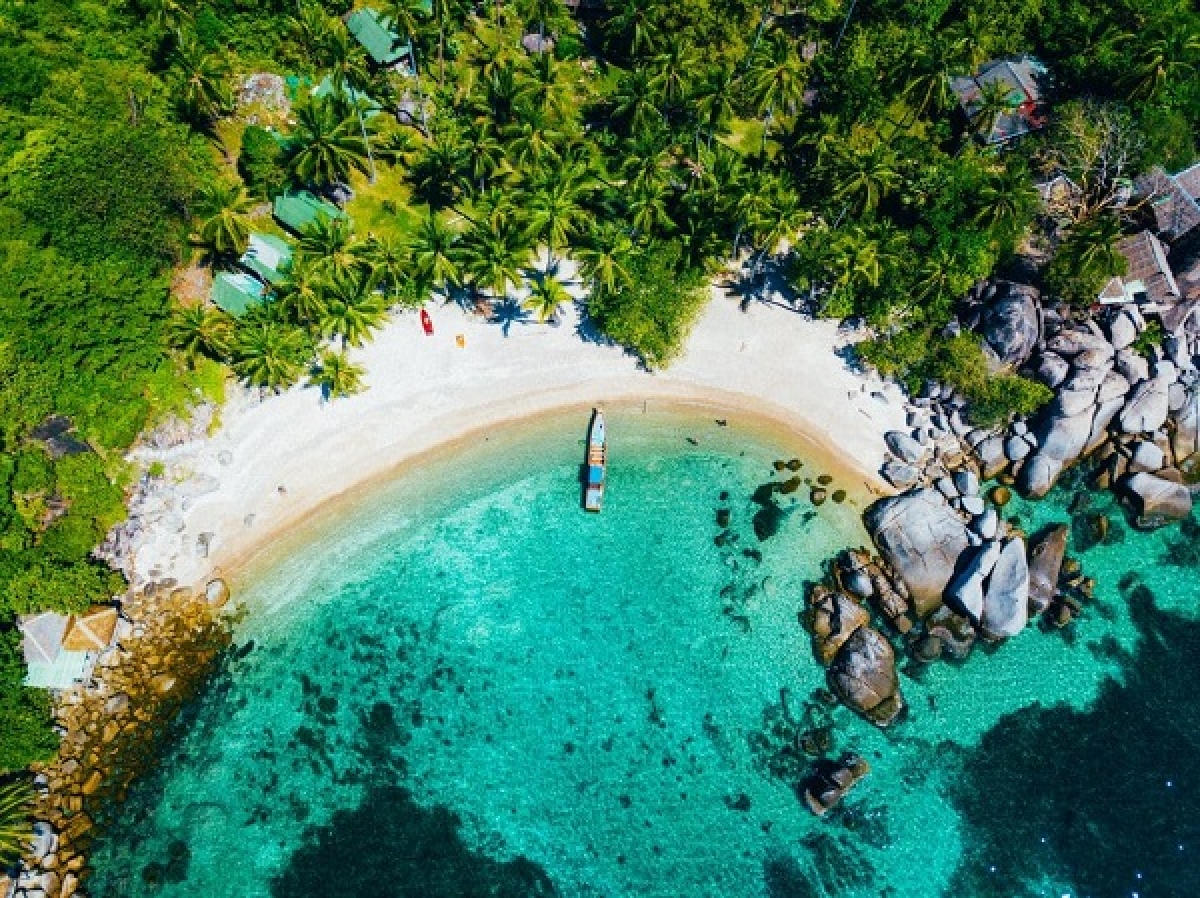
[89,410,1200,898]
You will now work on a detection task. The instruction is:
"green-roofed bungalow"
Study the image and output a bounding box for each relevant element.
[240,233,293,285]
[212,271,269,316]
[273,191,347,234]
[346,8,408,67]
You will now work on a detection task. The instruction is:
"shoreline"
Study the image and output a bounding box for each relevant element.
[117,292,911,593]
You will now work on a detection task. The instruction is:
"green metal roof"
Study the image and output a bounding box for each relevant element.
[212,271,269,316]
[240,233,293,284]
[347,8,405,65]
[272,191,347,234]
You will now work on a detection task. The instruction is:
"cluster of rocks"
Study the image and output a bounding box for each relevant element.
[802,480,1086,727]
[12,581,233,898]
[966,280,1195,527]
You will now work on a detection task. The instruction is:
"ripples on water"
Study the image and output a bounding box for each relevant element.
[88,410,1200,897]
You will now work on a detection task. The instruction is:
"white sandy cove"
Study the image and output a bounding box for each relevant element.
[128,287,911,589]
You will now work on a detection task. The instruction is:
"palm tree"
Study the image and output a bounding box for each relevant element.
[524,273,573,323]
[170,31,232,126]
[692,65,739,146]
[527,174,588,270]
[651,35,698,109]
[0,780,34,868]
[272,257,329,328]
[289,2,339,64]
[289,97,373,189]
[516,0,563,45]
[830,136,902,216]
[318,270,390,347]
[296,215,361,281]
[900,46,952,119]
[231,320,311,390]
[1063,214,1125,279]
[166,305,234,365]
[627,180,672,235]
[745,177,808,267]
[505,109,565,170]
[747,29,808,151]
[193,182,255,260]
[975,164,1037,242]
[523,52,573,119]
[611,68,663,135]
[407,131,470,209]
[324,24,378,182]
[970,79,1019,143]
[577,223,634,295]
[144,0,190,33]
[606,0,660,57]
[1110,22,1200,100]
[462,121,508,191]
[358,234,414,303]
[458,212,534,302]
[309,349,366,400]
[411,212,462,294]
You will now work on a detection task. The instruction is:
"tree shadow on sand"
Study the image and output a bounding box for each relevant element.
[269,783,558,898]
[947,576,1200,897]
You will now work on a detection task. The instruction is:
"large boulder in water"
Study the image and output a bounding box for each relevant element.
[805,586,870,666]
[979,289,1040,369]
[827,626,904,727]
[864,489,971,617]
[1027,525,1068,615]
[1119,472,1193,527]
[945,540,1002,622]
[980,537,1029,640]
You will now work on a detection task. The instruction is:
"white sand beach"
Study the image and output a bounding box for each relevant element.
[123,286,911,589]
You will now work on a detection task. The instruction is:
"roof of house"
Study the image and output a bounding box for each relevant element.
[61,607,119,653]
[1135,163,1200,242]
[950,57,1048,145]
[20,612,69,666]
[19,611,96,690]
[1099,231,1181,306]
[273,191,346,234]
[212,271,269,316]
[346,8,406,65]
[240,233,293,284]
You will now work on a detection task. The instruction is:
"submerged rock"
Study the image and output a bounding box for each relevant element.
[803,753,871,817]
[863,489,971,617]
[1028,525,1068,616]
[926,605,976,659]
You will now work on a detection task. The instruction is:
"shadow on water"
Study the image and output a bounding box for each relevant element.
[269,783,558,898]
[948,576,1200,898]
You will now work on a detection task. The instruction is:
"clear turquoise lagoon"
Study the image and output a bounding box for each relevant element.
[89,407,1200,897]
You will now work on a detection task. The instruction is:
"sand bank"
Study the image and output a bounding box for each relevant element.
[123,288,910,589]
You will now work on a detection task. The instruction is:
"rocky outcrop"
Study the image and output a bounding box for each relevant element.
[980,537,1029,640]
[979,287,1040,369]
[827,626,904,726]
[1119,472,1194,527]
[864,489,970,617]
[805,586,870,666]
[1119,377,1171,434]
[945,540,1002,621]
[1027,525,1068,615]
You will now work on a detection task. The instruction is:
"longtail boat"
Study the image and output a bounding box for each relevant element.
[583,409,606,512]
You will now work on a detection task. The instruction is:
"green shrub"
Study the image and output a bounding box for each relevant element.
[239,125,289,199]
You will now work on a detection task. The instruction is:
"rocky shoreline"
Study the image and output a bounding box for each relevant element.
[798,276,1197,743]
[10,582,234,898]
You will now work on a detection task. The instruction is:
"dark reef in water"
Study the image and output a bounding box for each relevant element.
[269,784,558,898]
[948,577,1200,897]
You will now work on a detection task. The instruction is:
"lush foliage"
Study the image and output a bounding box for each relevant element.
[0,775,36,864]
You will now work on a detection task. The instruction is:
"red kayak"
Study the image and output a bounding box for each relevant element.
[420,308,434,336]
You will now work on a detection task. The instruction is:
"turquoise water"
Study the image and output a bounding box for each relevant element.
[88,409,1200,897]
